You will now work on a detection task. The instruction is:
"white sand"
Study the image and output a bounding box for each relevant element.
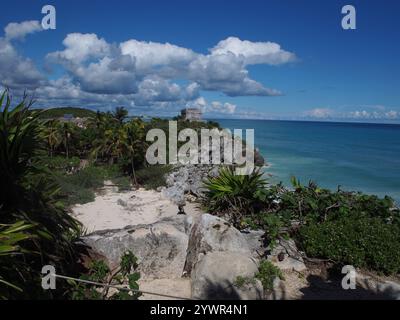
[71,182,201,233]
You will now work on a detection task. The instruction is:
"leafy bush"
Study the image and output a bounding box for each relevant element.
[68,251,141,300]
[63,166,105,189]
[111,176,132,191]
[202,167,267,226]
[40,155,81,172]
[255,260,284,291]
[203,168,400,275]
[299,215,400,275]
[136,165,173,189]
[273,177,399,224]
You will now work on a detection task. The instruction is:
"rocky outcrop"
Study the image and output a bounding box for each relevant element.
[267,238,307,273]
[241,229,266,259]
[254,148,265,166]
[83,217,189,279]
[183,213,263,299]
[163,164,218,202]
[82,212,264,300]
[183,214,251,275]
[191,251,263,300]
[357,275,400,300]
[162,146,265,203]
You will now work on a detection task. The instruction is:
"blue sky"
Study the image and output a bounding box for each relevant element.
[1,0,399,122]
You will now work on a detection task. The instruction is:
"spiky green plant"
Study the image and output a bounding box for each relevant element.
[0,90,80,298]
[202,166,267,225]
[0,221,36,299]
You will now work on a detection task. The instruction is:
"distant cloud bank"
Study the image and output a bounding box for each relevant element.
[304,106,400,121]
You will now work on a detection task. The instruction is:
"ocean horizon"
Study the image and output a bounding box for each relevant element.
[216,119,400,204]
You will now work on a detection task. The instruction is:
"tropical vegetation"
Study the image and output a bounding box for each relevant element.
[0,89,222,299]
[202,167,400,275]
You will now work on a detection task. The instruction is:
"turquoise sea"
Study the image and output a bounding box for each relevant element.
[216,119,400,203]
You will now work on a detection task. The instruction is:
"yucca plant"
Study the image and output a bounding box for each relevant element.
[202,166,267,226]
[0,221,36,299]
[0,90,80,299]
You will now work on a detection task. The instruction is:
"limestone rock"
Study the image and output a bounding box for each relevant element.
[191,251,263,300]
[267,238,307,272]
[83,218,189,279]
[265,277,287,300]
[376,281,400,300]
[242,229,266,259]
[184,214,251,275]
[163,164,214,200]
[357,275,400,300]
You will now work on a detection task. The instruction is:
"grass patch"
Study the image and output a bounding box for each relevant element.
[55,164,132,206]
[136,165,173,189]
[255,260,284,291]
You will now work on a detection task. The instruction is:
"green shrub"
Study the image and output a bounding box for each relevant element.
[57,182,96,206]
[272,177,399,224]
[111,176,132,191]
[202,167,267,226]
[233,275,256,288]
[64,166,106,189]
[68,251,141,300]
[136,165,173,189]
[299,215,400,275]
[54,166,105,206]
[40,155,81,171]
[255,260,284,291]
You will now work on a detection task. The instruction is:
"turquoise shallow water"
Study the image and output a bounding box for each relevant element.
[216,119,400,203]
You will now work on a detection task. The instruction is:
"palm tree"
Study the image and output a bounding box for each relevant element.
[113,106,128,125]
[61,121,73,158]
[91,125,127,165]
[124,119,147,186]
[40,119,62,157]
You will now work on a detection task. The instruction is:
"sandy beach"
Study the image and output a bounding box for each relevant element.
[71,181,202,233]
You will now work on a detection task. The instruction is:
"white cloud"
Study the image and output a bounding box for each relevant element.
[4,20,42,40]
[210,36,296,65]
[186,97,237,115]
[385,110,399,119]
[185,96,207,111]
[210,101,237,114]
[74,56,137,94]
[305,108,333,118]
[46,33,293,98]
[133,76,199,106]
[1,22,296,113]
[0,20,45,89]
[0,38,43,89]
[48,33,111,64]
[120,39,196,71]
[305,107,400,121]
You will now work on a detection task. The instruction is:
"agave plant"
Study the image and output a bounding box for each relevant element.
[0,221,36,299]
[0,90,80,299]
[202,166,267,225]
